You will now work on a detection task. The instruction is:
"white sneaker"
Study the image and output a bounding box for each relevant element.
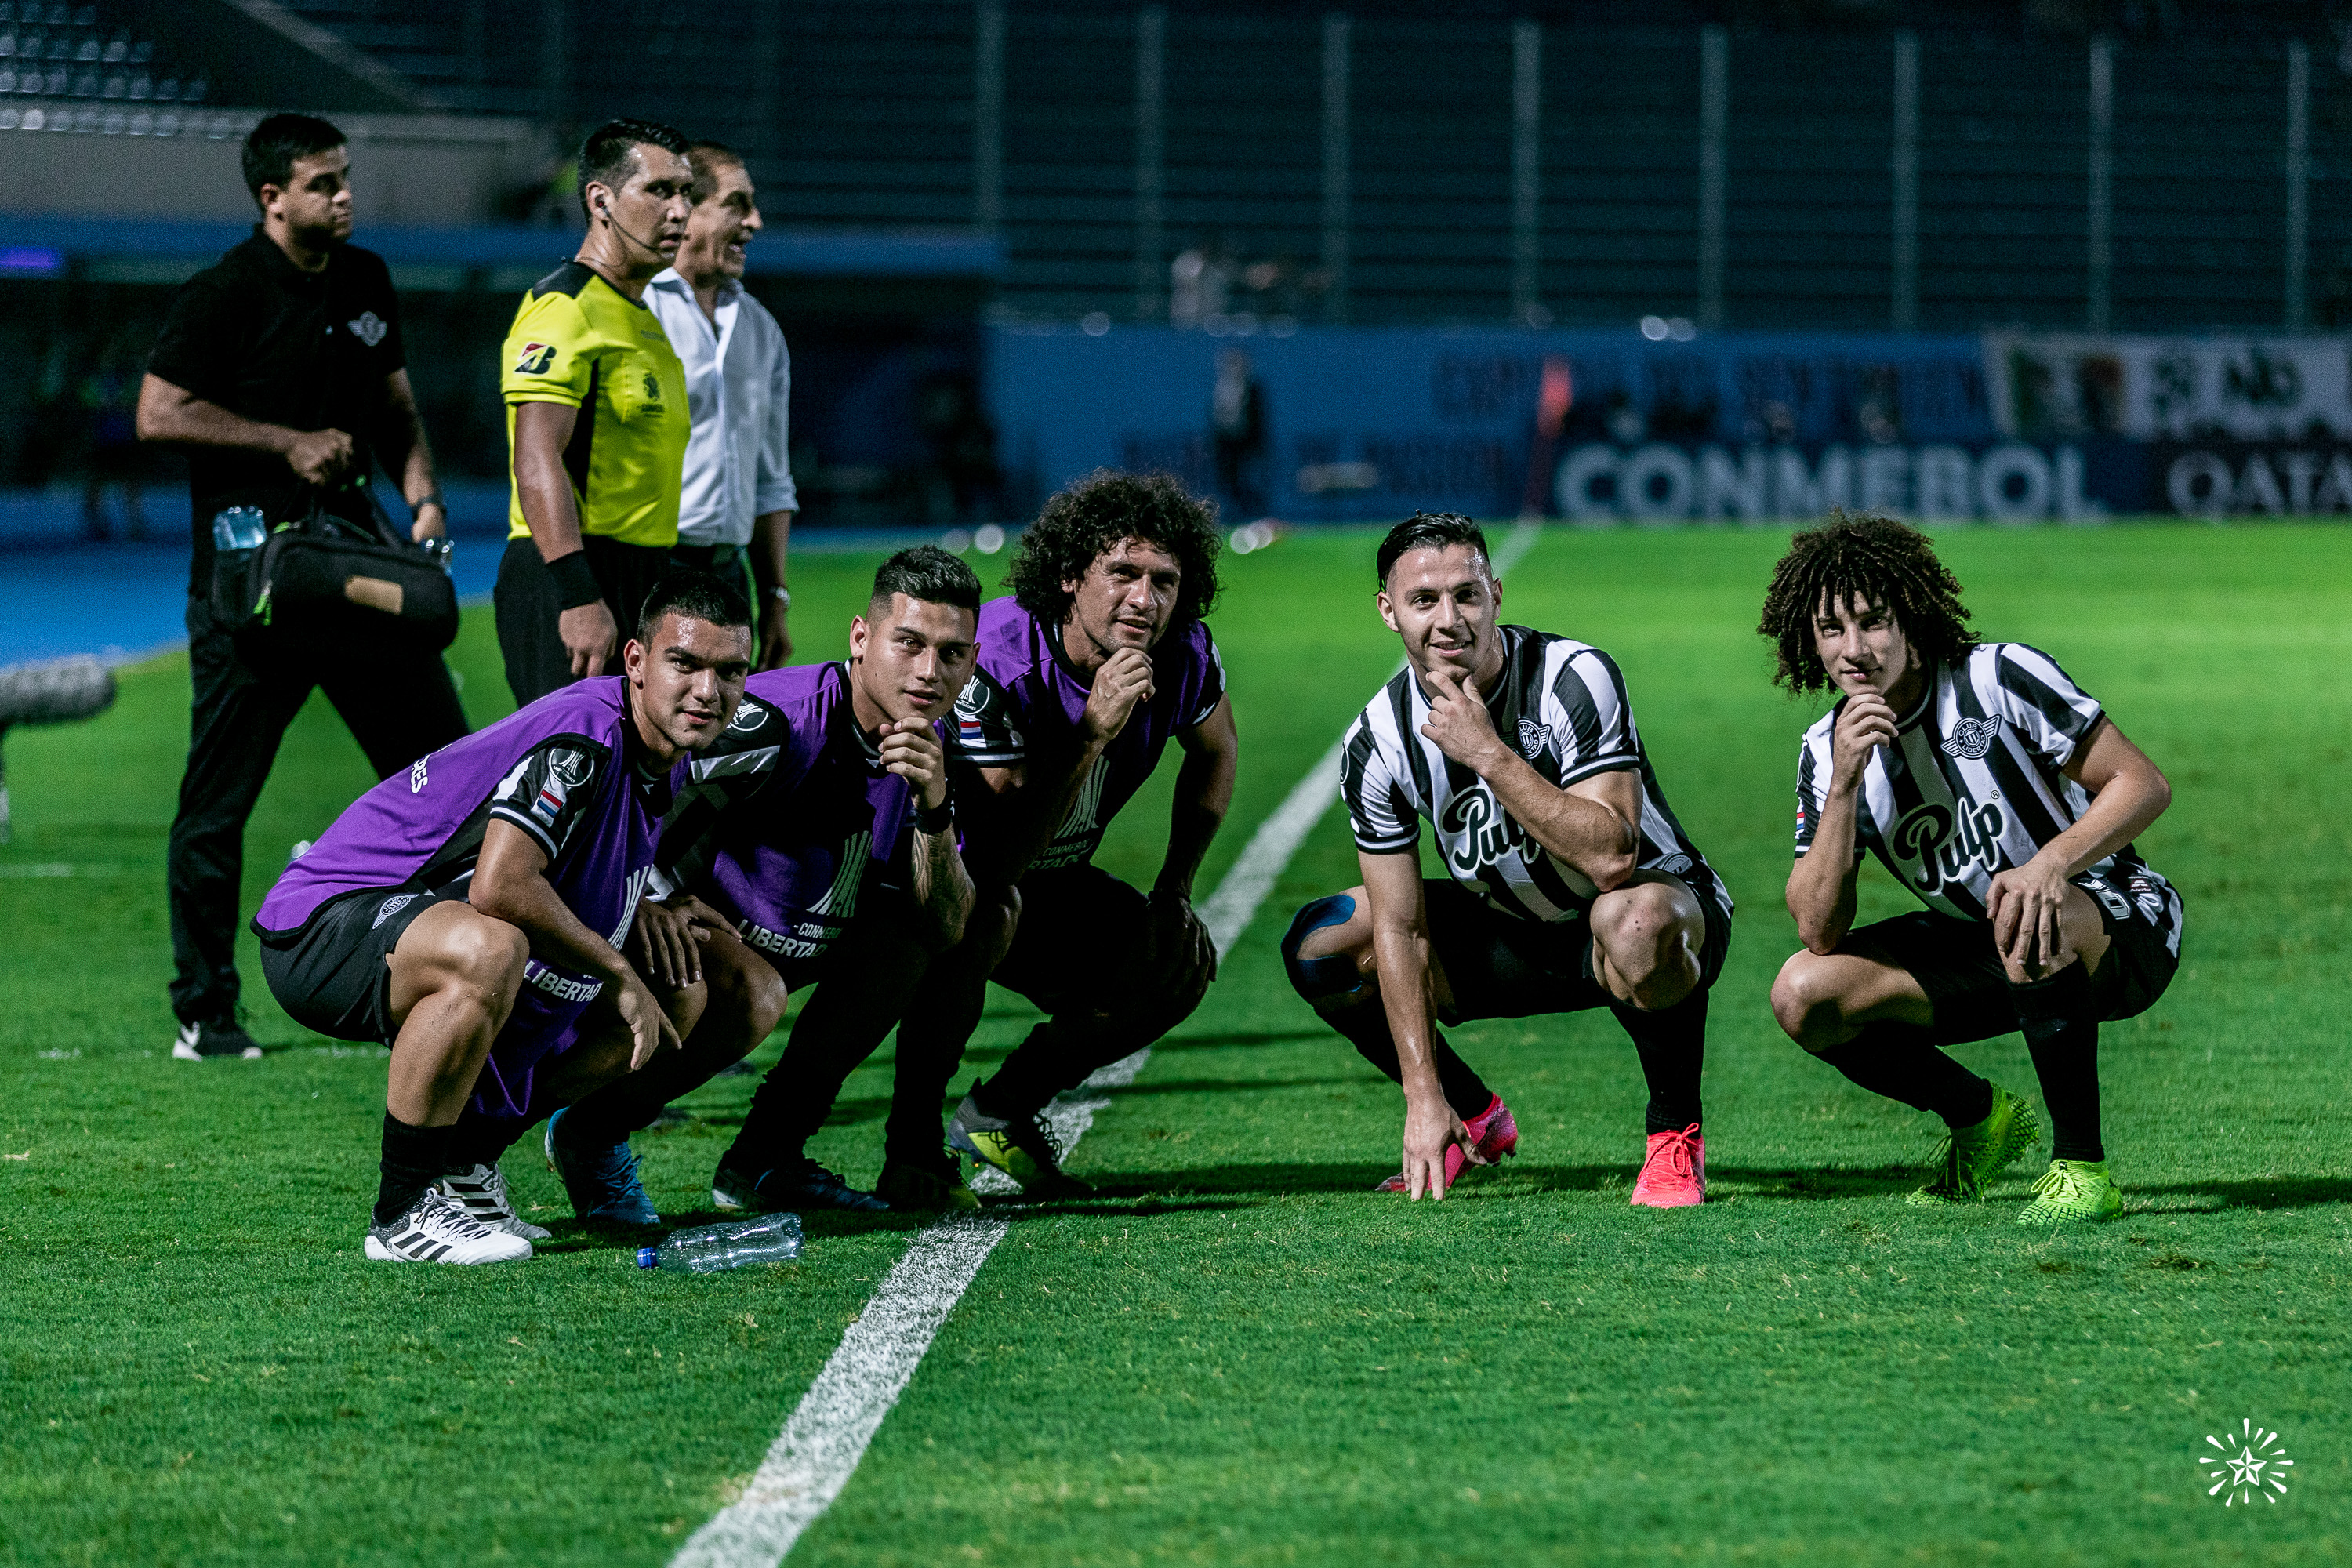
[439,1162,553,1240]
[364,1189,532,1264]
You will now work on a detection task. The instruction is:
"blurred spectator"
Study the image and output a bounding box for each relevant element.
[1210,347,1268,517]
[78,328,148,540]
[1169,238,1236,328]
[916,368,1002,523]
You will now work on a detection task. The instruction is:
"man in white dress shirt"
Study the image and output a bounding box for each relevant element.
[646,142,799,667]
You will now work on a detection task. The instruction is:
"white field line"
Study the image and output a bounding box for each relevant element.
[670,520,1544,1568]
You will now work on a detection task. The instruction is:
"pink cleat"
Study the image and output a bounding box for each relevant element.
[1376,1094,1519,1193]
[1630,1123,1706,1208]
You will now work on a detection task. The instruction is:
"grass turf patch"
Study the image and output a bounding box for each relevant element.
[4,524,2348,1565]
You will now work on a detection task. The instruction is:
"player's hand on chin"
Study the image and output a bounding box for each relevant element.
[1401,1095,1483,1200]
[1987,855,2072,976]
[1418,665,1503,771]
[1080,648,1156,746]
[878,717,948,808]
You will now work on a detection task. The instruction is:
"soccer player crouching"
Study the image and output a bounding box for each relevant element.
[887,470,1238,1196]
[1283,514,1733,1204]
[533,547,982,1221]
[1762,513,2180,1225]
[252,572,752,1262]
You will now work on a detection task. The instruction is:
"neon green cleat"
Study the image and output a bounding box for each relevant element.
[1906,1084,2040,1207]
[948,1089,1095,1198]
[2016,1158,2123,1225]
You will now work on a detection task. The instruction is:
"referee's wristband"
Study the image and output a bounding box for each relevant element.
[915,798,953,835]
[546,550,604,611]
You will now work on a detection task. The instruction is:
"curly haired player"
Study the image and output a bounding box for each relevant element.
[883,469,1239,1197]
[1761,511,2181,1225]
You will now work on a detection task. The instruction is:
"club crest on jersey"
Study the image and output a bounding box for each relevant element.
[726,699,767,734]
[514,341,556,375]
[1891,792,2007,895]
[1940,717,2002,760]
[372,893,418,929]
[1438,786,1524,876]
[347,311,388,347]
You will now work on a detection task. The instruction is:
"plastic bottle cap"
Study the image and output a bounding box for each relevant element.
[635,1247,658,1269]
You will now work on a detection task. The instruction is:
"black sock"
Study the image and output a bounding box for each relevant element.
[375,1112,455,1228]
[1312,992,1494,1122]
[2013,962,2103,1163]
[1815,1024,1994,1129]
[443,1106,531,1172]
[1610,985,1707,1135]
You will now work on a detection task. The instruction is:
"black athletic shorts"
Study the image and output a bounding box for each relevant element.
[1423,867,1733,1026]
[990,862,1150,1016]
[1846,867,2183,1047]
[256,884,458,1046]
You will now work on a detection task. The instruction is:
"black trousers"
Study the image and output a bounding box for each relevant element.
[492,535,673,708]
[167,596,468,1026]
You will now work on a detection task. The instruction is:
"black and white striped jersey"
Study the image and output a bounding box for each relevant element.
[1339,624,1729,927]
[1794,642,2179,941]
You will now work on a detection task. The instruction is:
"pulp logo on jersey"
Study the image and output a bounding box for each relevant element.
[347,311,388,348]
[1891,792,2007,895]
[1940,716,2003,760]
[408,755,429,793]
[1439,786,1526,877]
[372,893,418,929]
[514,342,556,376]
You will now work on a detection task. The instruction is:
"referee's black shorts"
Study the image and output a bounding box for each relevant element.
[492,535,673,708]
[1843,866,2183,1047]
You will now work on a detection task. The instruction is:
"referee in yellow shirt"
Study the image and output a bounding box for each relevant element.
[494,118,695,706]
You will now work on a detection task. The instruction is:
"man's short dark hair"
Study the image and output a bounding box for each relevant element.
[686,141,746,201]
[638,567,751,645]
[577,118,692,219]
[870,545,982,616]
[1005,470,1222,631]
[1757,509,1976,694]
[241,113,344,206]
[1376,512,1490,586]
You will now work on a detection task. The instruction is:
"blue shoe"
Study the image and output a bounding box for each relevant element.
[543,1107,661,1225]
[713,1156,889,1214]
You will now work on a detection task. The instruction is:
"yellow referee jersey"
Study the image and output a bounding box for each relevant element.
[500,261,688,549]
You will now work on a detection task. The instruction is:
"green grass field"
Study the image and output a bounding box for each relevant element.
[5,524,2349,1566]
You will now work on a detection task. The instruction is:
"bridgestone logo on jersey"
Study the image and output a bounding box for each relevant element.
[514,342,556,375]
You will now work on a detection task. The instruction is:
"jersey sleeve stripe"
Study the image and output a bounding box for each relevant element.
[1994,645,2103,744]
[487,803,561,861]
[1548,651,1611,761]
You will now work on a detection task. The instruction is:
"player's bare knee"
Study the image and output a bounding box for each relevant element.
[1770,953,1851,1051]
[1283,891,1370,1008]
[435,914,528,1004]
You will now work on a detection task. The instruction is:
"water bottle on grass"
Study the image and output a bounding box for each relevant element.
[636,1214,803,1273]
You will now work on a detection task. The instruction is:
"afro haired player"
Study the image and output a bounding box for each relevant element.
[1762,512,2180,1225]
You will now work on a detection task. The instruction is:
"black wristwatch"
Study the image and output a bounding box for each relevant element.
[915,797,953,835]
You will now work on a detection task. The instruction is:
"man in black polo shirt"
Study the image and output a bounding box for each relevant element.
[138,112,469,1062]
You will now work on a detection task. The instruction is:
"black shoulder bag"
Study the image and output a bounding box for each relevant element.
[209,486,460,653]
